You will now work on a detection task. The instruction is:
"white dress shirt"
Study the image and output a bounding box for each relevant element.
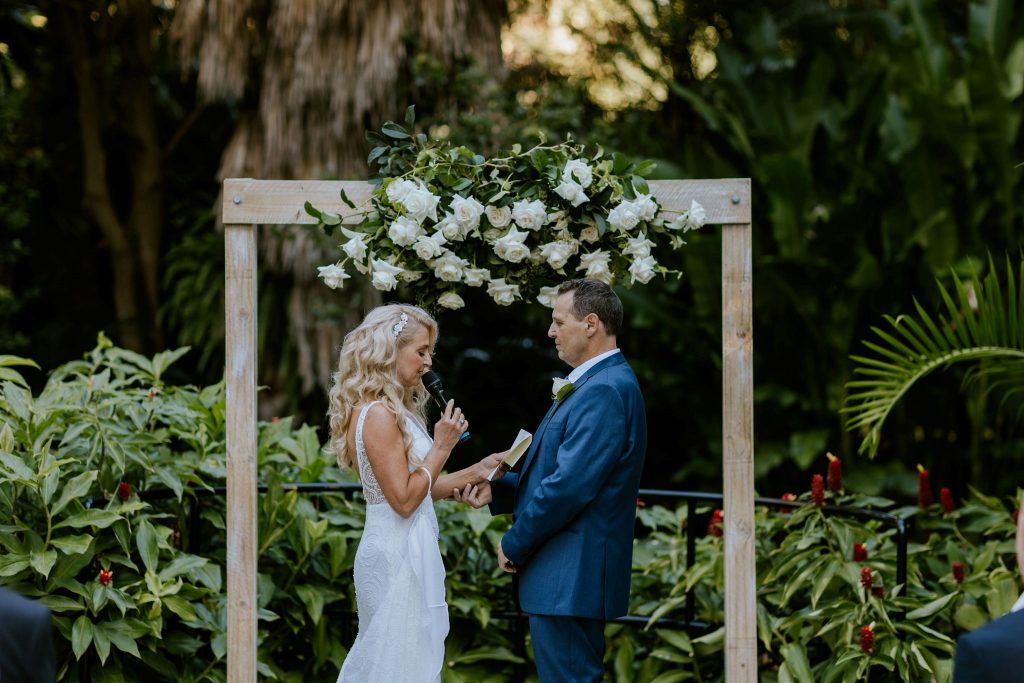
[567,348,621,384]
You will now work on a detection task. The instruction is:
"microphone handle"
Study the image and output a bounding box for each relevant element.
[429,389,471,442]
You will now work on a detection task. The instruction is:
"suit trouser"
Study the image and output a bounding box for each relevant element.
[528,614,604,683]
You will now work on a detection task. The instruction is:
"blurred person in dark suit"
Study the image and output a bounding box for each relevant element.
[953,495,1024,683]
[0,587,56,683]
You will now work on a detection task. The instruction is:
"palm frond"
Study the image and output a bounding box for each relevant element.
[842,254,1024,456]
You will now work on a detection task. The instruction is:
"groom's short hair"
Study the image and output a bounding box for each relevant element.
[558,279,622,336]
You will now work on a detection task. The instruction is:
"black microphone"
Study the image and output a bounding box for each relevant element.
[421,370,470,442]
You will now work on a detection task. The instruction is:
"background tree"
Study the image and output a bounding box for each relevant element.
[3,0,1023,496]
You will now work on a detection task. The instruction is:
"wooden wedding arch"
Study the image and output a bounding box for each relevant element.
[221,177,754,681]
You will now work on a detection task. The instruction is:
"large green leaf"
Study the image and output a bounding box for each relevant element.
[844,256,1024,455]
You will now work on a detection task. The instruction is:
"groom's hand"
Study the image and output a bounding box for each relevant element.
[497,540,516,573]
[452,482,491,508]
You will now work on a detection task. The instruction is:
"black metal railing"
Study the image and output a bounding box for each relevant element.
[142,482,910,673]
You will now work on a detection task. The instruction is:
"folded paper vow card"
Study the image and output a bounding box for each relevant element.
[486,429,532,481]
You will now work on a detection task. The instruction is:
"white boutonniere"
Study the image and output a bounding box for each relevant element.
[551,377,575,402]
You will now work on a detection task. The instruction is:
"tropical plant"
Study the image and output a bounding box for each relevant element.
[308,108,707,311]
[625,455,1021,683]
[3,342,1022,681]
[0,340,521,682]
[843,255,1024,457]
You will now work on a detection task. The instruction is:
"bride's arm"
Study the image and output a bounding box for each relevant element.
[432,451,506,501]
[363,402,464,517]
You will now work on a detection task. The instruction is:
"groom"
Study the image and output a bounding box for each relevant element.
[490,278,647,681]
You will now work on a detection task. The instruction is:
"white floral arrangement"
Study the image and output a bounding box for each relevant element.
[309,108,706,310]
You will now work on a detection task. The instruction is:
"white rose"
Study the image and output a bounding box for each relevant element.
[341,229,368,262]
[482,228,502,241]
[539,240,574,270]
[607,201,641,232]
[370,259,404,291]
[551,376,574,398]
[463,267,491,287]
[686,200,706,230]
[388,215,423,247]
[623,234,655,259]
[562,159,593,189]
[385,178,416,204]
[485,204,512,228]
[438,292,465,310]
[536,285,560,308]
[316,264,350,290]
[451,194,485,229]
[553,180,589,207]
[512,199,548,231]
[629,255,658,284]
[579,225,599,243]
[633,193,659,221]
[438,214,464,241]
[577,250,614,284]
[413,232,446,260]
[401,183,440,224]
[430,251,468,282]
[400,269,423,282]
[486,278,520,306]
[494,226,531,263]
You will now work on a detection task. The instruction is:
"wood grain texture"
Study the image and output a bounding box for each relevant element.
[224,224,258,683]
[221,178,751,225]
[722,221,756,682]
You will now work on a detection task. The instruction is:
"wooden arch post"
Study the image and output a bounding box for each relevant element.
[221,177,754,682]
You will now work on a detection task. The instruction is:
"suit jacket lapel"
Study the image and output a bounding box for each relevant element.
[518,353,628,478]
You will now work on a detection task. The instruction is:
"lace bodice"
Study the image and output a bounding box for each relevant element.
[354,402,433,505]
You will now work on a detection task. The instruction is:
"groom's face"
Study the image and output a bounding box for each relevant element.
[549,292,590,367]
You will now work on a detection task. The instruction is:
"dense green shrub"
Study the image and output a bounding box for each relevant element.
[1,343,1020,682]
[625,466,1020,683]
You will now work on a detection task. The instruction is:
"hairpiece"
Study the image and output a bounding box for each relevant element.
[391,312,409,338]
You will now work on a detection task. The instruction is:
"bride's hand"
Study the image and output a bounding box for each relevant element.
[433,399,467,451]
[453,482,492,508]
[475,451,508,481]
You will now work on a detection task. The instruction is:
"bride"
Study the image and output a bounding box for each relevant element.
[327,303,500,682]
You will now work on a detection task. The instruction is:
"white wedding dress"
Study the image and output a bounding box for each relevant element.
[337,402,449,683]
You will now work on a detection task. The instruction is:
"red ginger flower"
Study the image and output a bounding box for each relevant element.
[810,474,825,507]
[779,492,796,513]
[98,568,113,586]
[952,561,965,584]
[940,487,955,514]
[853,543,868,562]
[860,566,873,590]
[860,624,875,653]
[117,481,132,502]
[826,452,842,493]
[917,464,933,508]
[872,586,886,599]
[708,509,724,537]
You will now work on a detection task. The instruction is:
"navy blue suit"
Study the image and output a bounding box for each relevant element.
[0,587,56,683]
[953,608,1024,682]
[492,353,646,680]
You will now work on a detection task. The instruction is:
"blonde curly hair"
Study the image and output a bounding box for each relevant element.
[327,304,437,470]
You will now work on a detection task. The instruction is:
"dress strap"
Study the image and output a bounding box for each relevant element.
[355,400,381,459]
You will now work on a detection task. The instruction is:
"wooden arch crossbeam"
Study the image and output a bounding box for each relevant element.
[220,177,754,682]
